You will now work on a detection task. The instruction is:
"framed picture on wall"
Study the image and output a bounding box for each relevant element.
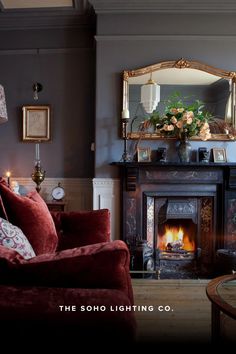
[22,105,51,142]
[212,148,227,163]
[137,147,151,162]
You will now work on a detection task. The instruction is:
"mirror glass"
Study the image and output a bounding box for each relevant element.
[122,59,236,140]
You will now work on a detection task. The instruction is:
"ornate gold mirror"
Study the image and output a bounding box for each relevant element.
[122,59,236,140]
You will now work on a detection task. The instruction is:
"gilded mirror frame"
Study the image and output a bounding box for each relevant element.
[122,58,236,140]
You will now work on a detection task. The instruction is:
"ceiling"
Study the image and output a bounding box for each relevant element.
[0,0,93,30]
[0,0,83,10]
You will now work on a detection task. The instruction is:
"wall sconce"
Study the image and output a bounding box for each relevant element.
[141,73,160,114]
[33,82,43,100]
[0,84,8,124]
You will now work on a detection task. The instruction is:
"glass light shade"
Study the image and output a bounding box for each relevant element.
[0,85,8,123]
[141,79,160,114]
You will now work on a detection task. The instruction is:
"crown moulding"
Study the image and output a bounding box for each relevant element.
[89,0,236,14]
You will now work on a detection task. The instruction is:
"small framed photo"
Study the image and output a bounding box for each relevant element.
[212,148,227,163]
[22,105,51,142]
[137,147,151,162]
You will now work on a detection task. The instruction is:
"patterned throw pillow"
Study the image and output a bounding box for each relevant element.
[0,178,58,255]
[0,217,36,260]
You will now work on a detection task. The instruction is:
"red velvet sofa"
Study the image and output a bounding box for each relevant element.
[0,180,136,343]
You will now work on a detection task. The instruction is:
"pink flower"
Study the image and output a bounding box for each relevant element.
[186,117,193,124]
[202,122,209,130]
[171,116,177,124]
[167,124,174,131]
[176,120,183,129]
[162,124,169,131]
[199,127,211,141]
[170,108,178,115]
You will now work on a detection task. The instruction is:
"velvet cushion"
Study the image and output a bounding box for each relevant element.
[54,209,111,250]
[0,217,36,259]
[0,179,58,255]
[8,240,134,304]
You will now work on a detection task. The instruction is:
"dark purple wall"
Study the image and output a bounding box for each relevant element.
[0,24,95,178]
[94,12,236,177]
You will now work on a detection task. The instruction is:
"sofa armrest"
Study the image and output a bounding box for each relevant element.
[9,240,134,304]
[50,209,111,250]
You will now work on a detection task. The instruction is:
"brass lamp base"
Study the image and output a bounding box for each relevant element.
[31,163,45,193]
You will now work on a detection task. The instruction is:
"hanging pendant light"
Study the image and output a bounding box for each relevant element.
[141,73,160,114]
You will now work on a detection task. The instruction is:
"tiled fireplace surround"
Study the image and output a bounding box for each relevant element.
[114,162,236,278]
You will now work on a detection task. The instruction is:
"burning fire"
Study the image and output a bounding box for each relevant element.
[158,226,195,252]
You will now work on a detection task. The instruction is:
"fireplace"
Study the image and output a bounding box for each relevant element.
[112,161,236,278]
[146,195,214,278]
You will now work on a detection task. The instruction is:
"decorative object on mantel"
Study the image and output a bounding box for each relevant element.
[31,143,45,193]
[149,92,212,162]
[0,84,8,124]
[212,148,227,163]
[137,147,151,162]
[156,147,167,162]
[177,131,192,163]
[198,147,210,163]
[149,92,212,140]
[120,108,132,162]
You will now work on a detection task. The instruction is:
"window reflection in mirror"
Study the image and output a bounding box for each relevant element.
[123,59,236,141]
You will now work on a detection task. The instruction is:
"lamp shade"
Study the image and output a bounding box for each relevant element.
[0,85,7,124]
[141,79,160,114]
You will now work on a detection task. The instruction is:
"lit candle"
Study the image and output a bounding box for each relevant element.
[122,108,130,119]
[6,171,11,187]
[35,143,40,161]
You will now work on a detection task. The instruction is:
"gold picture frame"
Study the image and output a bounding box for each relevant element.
[137,147,151,162]
[212,148,227,163]
[22,105,51,142]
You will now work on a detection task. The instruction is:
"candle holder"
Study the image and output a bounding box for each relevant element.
[31,161,45,193]
[121,118,132,162]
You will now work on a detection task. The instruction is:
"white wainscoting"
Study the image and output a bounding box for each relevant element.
[11,178,93,211]
[93,178,120,241]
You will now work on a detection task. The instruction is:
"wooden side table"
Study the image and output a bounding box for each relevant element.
[46,200,66,212]
[206,274,236,343]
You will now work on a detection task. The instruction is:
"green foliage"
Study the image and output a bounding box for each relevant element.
[148,92,212,140]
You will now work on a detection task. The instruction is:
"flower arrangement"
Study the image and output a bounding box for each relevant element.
[149,92,212,141]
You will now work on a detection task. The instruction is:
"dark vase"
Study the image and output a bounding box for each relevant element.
[177,132,192,162]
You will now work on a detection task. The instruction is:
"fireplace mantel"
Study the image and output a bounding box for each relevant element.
[112,161,236,277]
[112,161,236,191]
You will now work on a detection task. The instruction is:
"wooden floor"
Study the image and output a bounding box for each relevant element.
[132,279,212,344]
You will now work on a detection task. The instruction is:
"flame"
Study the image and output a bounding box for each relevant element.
[158,226,195,251]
